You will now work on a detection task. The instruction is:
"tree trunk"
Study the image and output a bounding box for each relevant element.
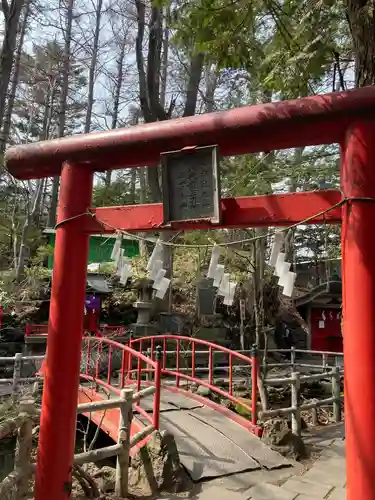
[204,65,218,113]
[346,0,375,86]
[47,0,74,227]
[84,0,103,133]
[1,0,30,154]
[285,147,304,262]
[159,6,170,110]
[130,169,136,202]
[135,1,204,312]
[15,180,44,280]
[138,167,148,257]
[183,53,204,117]
[105,36,126,187]
[0,0,25,132]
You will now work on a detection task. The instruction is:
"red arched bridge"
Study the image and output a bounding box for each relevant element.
[76,335,292,481]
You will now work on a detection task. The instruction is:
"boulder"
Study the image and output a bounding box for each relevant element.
[129,430,191,496]
[92,465,116,493]
[261,418,306,461]
[196,385,211,397]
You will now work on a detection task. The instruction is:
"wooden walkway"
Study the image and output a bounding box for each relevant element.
[78,384,293,481]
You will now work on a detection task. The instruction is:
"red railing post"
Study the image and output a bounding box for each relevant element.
[251,344,258,426]
[151,337,155,361]
[95,342,102,380]
[146,348,152,381]
[208,346,213,386]
[136,356,142,391]
[120,350,126,389]
[229,353,233,396]
[85,340,91,376]
[191,342,196,379]
[107,345,113,385]
[163,337,167,370]
[153,346,162,430]
[176,340,180,388]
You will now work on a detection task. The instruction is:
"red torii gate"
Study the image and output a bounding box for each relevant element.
[6,86,375,500]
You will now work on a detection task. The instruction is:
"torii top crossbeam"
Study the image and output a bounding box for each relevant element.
[6,86,375,500]
[6,86,375,179]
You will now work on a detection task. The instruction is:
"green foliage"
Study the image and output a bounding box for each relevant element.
[165,0,350,97]
[92,177,141,207]
[0,265,51,306]
[13,40,88,142]
[31,245,54,266]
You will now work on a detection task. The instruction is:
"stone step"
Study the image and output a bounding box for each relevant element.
[163,485,250,499]
[195,486,248,499]
[281,477,334,498]
[247,482,298,499]
[294,496,326,500]
[326,488,346,500]
[302,462,346,488]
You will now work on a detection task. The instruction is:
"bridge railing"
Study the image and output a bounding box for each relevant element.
[80,337,162,430]
[129,335,258,426]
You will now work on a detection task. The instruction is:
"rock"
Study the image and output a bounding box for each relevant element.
[213,378,226,388]
[93,466,116,493]
[320,381,333,394]
[262,418,290,446]
[232,379,248,391]
[220,398,231,409]
[196,385,212,397]
[129,430,191,496]
[261,418,306,461]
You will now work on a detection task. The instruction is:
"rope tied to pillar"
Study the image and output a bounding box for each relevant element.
[54,210,95,230]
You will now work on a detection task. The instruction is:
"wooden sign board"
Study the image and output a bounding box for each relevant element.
[160,145,221,225]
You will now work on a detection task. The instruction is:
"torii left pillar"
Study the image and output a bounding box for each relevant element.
[35,162,93,500]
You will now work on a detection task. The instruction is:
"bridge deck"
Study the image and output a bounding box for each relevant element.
[78,384,292,482]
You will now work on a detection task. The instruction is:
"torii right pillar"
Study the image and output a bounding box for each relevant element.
[341,120,375,500]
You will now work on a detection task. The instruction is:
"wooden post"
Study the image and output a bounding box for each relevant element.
[12,353,22,402]
[115,388,133,497]
[311,401,318,426]
[251,344,258,426]
[322,353,328,372]
[291,372,301,437]
[290,346,296,372]
[14,400,34,500]
[332,366,341,423]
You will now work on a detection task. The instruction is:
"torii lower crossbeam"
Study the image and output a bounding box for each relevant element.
[86,189,342,233]
[5,86,375,500]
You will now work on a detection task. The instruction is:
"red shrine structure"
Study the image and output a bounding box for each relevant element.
[6,86,375,500]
